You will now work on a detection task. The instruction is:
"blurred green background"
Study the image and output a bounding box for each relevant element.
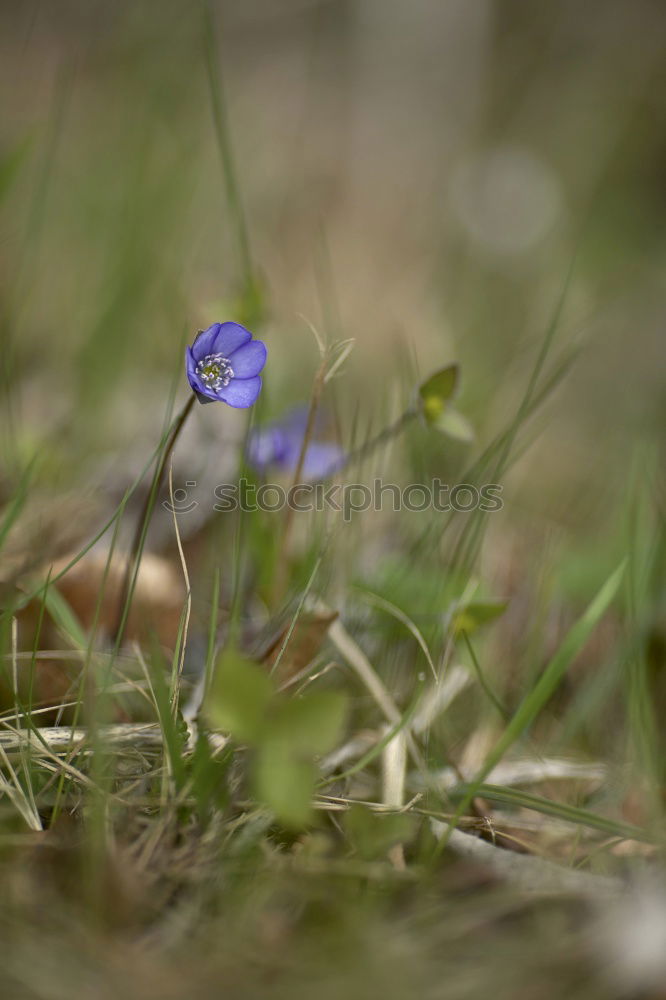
[1,0,664,528]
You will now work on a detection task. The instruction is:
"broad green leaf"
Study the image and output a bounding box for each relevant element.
[207,650,273,742]
[418,364,460,424]
[254,739,317,828]
[345,804,417,860]
[433,406,474,443]
[266,691,348,756]
[453,599,509,635]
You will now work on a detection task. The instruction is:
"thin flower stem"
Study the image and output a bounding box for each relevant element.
[272,358,328,604]
[112,394,196,646]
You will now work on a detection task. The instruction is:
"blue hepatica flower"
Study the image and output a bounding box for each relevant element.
[247,407,346,480]
[186,322,267,407]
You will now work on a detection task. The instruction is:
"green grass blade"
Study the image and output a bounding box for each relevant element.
[435,561,626,852]
[459,783,655,844]
[40,583,87,650]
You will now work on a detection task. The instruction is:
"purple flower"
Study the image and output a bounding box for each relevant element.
[186,322,267,407]
[247,407,345,480]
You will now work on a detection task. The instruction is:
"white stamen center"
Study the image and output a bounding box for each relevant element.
[196,353,234,391]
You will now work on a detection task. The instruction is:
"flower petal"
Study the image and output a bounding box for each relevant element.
[227,339,267,378]
[186,346,207,395]
[212,322,252,357]
[247,427,289,471]
[217,376,263,409]
[301,442,346,480]
[191,324,222,361]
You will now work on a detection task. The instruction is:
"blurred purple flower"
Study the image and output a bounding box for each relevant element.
[247,408,345,480]
[186,322,267,407]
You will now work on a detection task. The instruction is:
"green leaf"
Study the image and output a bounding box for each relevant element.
[266,691,348,756]
[254,739,317,828]
[418,364,460,424]
[453,600,509,635]
[207,649,273,742]
[345,804,417,860]
[433,406,474,443]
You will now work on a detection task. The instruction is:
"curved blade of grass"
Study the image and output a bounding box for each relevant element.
[356,588,438,680]
[434,561,626,854]
[40,584,87,650]
[460,629,509,721]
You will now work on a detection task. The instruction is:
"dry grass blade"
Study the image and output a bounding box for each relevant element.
[382,726,408,870]
[327,615,405,728]
[0,722,166,759]
[168,462,191,718]
[326,613,430,782]
[417,756,607,792]
[0,741,42,830]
